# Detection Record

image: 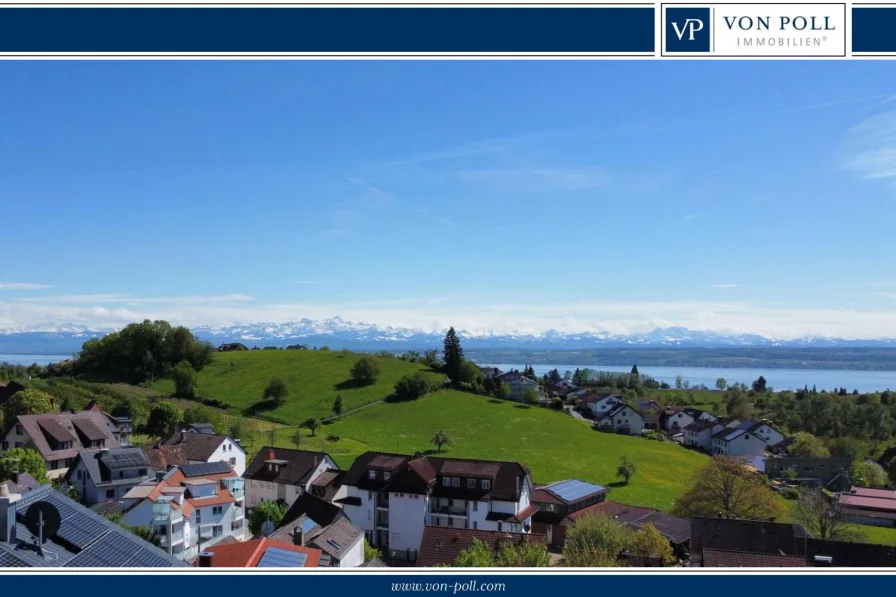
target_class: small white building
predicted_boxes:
[64,447,154,506]
[745,420,786,447]
[243,447,338,510]
[684,418,741,451]
[584,395,624,418]
[268,492,365,568]
[504,377,542,402]
[663,407,715,433]
[338,452,536,564]
[711,428,768,458]
[595,404,644,435]
[159,431,247,476]
[122,461,245,561]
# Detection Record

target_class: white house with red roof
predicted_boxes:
[121,461,246,560]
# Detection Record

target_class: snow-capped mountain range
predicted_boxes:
[1,317,896,354]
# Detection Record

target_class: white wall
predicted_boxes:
[467,500,490,531]
[337,537,365,568]
[753,424,785,446]
[121,498,155,528]
[246,479,280,509]
[208,438,246,476]
[611,407,643,435]
[727,433,768,457]
[342,486,375,534]
[665,412,694,431]
[388,493,427,554]
[588,397,622,417]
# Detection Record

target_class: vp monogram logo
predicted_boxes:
[671,18,704,41]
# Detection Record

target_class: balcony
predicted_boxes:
[375,512,389,530]
[430,504,467,518]
[376,493,390,510]
[159,529,185,546]
[152,503,183,525]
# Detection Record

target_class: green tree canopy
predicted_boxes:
[430,429,452,453]
[789,432,830,458]
[452,538,550,567]
[850,460,889,488]
[442,327,465,384]
[0,448,49,484]
[173,360,198,399]
[394,373,432,402]
[145,401,183,438]
[616,456,637,486]
[302,417,321,437]
[629,522,675,565]
[263,378,288,404]
[562,514,632,567]
[248,500,288,535]
[350,356,381,385]
[672,456,783,521]
[3,388,54,425]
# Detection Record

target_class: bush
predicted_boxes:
[351,356,381,385]
[263,378,288,404]
[550,397,564,410]
[780,487,800,500]
[394,373,431,402]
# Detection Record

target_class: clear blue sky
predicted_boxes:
[1,61,895,338]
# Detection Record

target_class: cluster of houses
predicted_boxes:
[2,397,895,568]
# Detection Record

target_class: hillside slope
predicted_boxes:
[271,390,708,512]
[152,349,444,424]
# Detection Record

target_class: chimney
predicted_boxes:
[0,484,20,543]
[292,526,305,546]
[268,448,276,461]
[198,551,214,567]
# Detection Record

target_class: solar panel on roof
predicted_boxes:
[181,461,231,477]
[257,546,308,568]
[0,551,32,567]
[302,518,318,534]
[548,480,605,502]
[103,451,147,470]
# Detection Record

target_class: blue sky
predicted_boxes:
[1,61,895,338]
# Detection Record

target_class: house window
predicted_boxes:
[368,470,376,480]
[196,510,202,523]
[106,489,115,499]
[230,458,236,466]
[138,469,147,476]
[119,472,125,479]
[482,480,491,490]
[368,491,373,500]
[467,479,476,489]
[212,525,222,537]
[442,477,451,487]
[473,502,478,512]
[452,478,460,488]
[473,521,478,530]
[213,506,223,515]
[497,522,503,531]
[1,441,7,450]
[384,472,391,481]
[15,425,23,436]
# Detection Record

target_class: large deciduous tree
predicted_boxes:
[672,456,783,521]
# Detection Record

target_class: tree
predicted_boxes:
[248,500,288,535]
[452,538,550,567]
[430,429,452,453]
[629,522,675,565]
[302,417,320,437]
[332,394,344,419]
[228,417,246,441]
[145,401,183,437]
[794,488,865,542]
[121,523,162,547]
[562,514,632,567]
[0,448,48,484]
[263,378,288,404]
[364,539,382,563]
[630,364,640,381]
[242,420,259,447]
[781,467,798,483]
[522,388,539,407]
[458,361,481,385]
[495,383,510,401]
[789,432,830,458]
[3,388,54,422]
[674,375,683,390]
[351,356,381,385]
[442,327,465,384]
[173,360,198,399]
[715,377,728,391]
[616,456,637,486]
[289,428,303,449]
[672,456,783,520]
[850,460,889,488]
[752,376,768,392]
[394,373,431,401]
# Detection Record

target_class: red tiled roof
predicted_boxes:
[565,500,654,524]
[702,549,807,568]
[509,504,539,524]
[848,487,896,500]
[416,527,546,567]
[196,538,321,567]
[840,494,896,513]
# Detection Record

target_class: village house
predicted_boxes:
[765,456,852,490]
[160,430,247,476]
[175,422,216,435]
[0,410,121,478]
[243,447,338,510]
[475,365,504,379]
[416,527,546,567]
[594,403,644,435]
[267,492,365,567]
[503,376,543,402]
[85,399,132,447]
[838,487,896,528]
[684,418,741,452]
[64,447,154,506]
[0,483,187,567]
[711,427,767,458]
[338,451,536,564]
[584,394,624,418]
[194,538,323,567]
[121,461,246,561]
[662,407,715,433]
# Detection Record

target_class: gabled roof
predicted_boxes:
[416,527,546,567]
[160,432,240,461]
[196,538,321,568]
[128,463,238,519]
[685,419,719,433]
[275,491,346,538]
[702,549,808,568]
[65,448,152,487]
[143,444,187,471]
[596,403,640,421]
[532,479,607,506]
[12,411,121,462]
[243,447,332,486]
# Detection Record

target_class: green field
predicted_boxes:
[152,349,445,424]
[260,390,708,512]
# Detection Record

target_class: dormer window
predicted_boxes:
[442,477,451,487]
[452,478,460,488]
[384,472,391,481]
[467,479,476,489]
[368,470,376,480]
[482,480,491,490]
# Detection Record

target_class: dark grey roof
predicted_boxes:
[685,419,718,433]
[160,432,237,461]
[244,447,331,486]
[89,501,125,516]
[66,448,152,488]
[186,423,215,435]
[308,517,363,560]
[180,461,233,477]
[1,487,187,567]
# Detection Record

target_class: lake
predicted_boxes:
[480,363,896,393]
[0,354,71,366]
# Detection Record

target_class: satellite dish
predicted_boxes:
[25,502,62,543]
[260,520,276,537]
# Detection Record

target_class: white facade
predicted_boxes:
[587,396,623,418]
[750,423,785,447]
[335,538,365,568]
[597,405,644,435]
[506,378,541,401]
[206,438,247,476]
[712,430,768,458]
[664,411,695,432]
[68,458,150,506]
[245,455,336,510]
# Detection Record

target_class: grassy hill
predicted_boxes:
[152,349,445,424]
[263,389,709,512]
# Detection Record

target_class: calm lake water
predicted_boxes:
[0,354,70,366]
[481,363,896,394]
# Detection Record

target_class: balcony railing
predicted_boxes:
[431,505,467,517]
[159,529,184,546]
